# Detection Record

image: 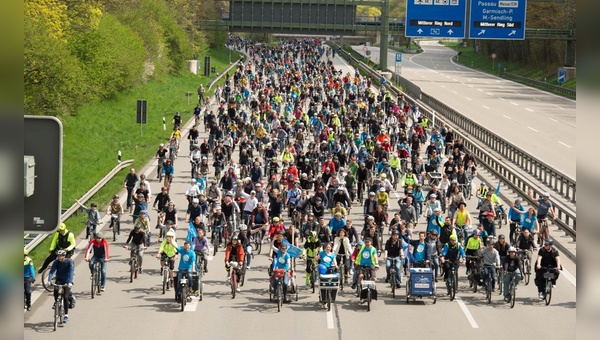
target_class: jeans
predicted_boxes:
[245,245,253,267]
[484,265,496,290]
[53,283,71,315]
[126,186,134,209]
[386,257,402,284]
[429,255,440,278]
[503,270,521,298]
[24,279,33,307]
[176,271,193,299]
[89,256,107,287]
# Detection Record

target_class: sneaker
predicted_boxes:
[351,284,357,290]
[101,287,105,292]
[63,315,69,323]
[552,285,556,289]
[236,287,241,292]
[26,305,31,311]
[504,297,509,302]
[204,268,208,274]
[538,292,544,299]
[396,284,401,289]
[246,266,251,269]
[52,302,56,310]
[284,297,292,303]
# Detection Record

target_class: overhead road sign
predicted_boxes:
[469,0,527,40]
[405,0,467,38]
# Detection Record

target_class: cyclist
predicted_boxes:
[465,230,484,273]
[475,182,487,209]
[209,205,227,248]
[332,229,352,282]
[250,203,269,241]
[329,212,346,237]
[24,248,35,311]
[453,202,472,242]
[508,199,527,242]
[304,231,321,285]
[516,229,537,268]
[352,237,379,290]
[503,246,523,302]
[521,207,540,242]
[134,210,152,246]
[482,238,502,292]
[529,189,557,223]
[125,226,147,273]
[225,235,245,291]
[425,230,443,281]
[123,168,139,212]
[316,242,338,308]
[156,231,178,287]
[107,195,123,234]
[185,198,202,224]
[535,238,561,299]
[38,223,76,273]
[268,217,285,240]
[426,207,444,235]
[238,225,252,269]
[271,242,293,303]
[47,250,74,324]
[494,234,510,268]
[75,200,100,239]
[192,228,210,273]
[84,232,110,292]
[175,241,197,303]
[383,230,403,288]
[440,234,466,282]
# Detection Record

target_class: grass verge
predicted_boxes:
[28,47,241,269]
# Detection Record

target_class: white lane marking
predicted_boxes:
[483,105,490,110]
[510,102,519,106]
[486,92,494,96]
[499,85,505,89]
[528,127,539,132]
[548,117,558,122]
[525,108,534,112]
[184,298,199,312]
[467,84,474,88]
[457,298,479,328]
[466,97,472,101]
[477,89,483,92]
[421,75,426,78]
[326,310,334,329]
[452,91,458,94]
[503,115,512,120]
[559,141,572,148]
[440,84,446,88]
[446,76,451,79]
[562,267,577,287]
[452,78,458,81]
[554,105,565,110]
[499,97,505,101]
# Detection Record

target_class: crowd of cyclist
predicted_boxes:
[26,37,564,318]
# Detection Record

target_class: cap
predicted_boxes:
[357,240,364,246]
[430,194,437,198]
[380,173,386,178]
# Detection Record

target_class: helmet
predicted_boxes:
[487,237,495,245]
[95,232,103,239]
[239,224,248,231]
[508,246,517,252]
[91,203,97,207]
[451,179,458,184]
[192,198,199,204]
[166,231,176,238]
[449,235,457,241]
[379,187,386,192]
[56,250,67,256]
[544,238,554,245]
[232,235,239,241]
[134,225,141,231]
[357,240,364,246]
[226,191,234,197]
[280,243,288,249]
[273,217,280,222]
[24,248,29,256]
[367,215,375,221]
[215,205,222,210]
[391,230,399,235]
[317,264,328,275]
[380,173,386,178]
[542,192,550,198]
[480,182,485,186]
[429,229,438,235]
[165,220,174,225]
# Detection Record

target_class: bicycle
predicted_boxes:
[110,214,120,241]
[250,225,263,255]
[510,222,522,245]
[338,254,348,291]
[271,268,286,312]
[538,218,550,247]
[160,255,174,295]
[52,284,68,331]
[542,266,558,306]
[484,264,496,304]
[518,250,532,285]
[389,257,399,298]
[446,260,459,301]
[356,266,376,312]
[125,245,142,283]
[497,258,506,296]
[505,271,518,308]
[229,261,242,299]
[194,252,205,300]
[310,257,318,294]
[41,267,54,292]
[211,224,223,255]
[178,270,192,312]
[466,255,482,293]
[90,260,102,299]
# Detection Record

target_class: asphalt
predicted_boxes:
[24,49,576,339]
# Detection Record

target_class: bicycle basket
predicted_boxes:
[543,272,556,280]
[273,268,286,278]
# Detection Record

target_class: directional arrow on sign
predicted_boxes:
[417,28,423,34]
[508,30,516,36]
[448,29,454,35]
[477,29,486,36]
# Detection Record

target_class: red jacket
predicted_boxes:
[85,238,110,260]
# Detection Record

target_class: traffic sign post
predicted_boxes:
[136,100,148,137]
[395,52,402,76]
[24,116,63,233]
[491,53,497,71]
[558,68,566,84]
[405,0,468,38]
[468,0,527,40]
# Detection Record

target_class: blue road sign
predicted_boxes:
[558,69,565,84]
[469,0,527,40]
[405,0,467,38]
[396,52,403,63]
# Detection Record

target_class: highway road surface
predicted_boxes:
[24,51,576,340]
[352,41,576,179]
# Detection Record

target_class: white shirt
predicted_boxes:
[186,184,201,197]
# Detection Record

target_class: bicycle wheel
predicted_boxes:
[366,290,371,312]
[311,269,316,294]
[498,269,503,295]
[327,290,331,311]
[91,270,96,299]
[277,283,282,312]
[405,279,410,303]
[471,275,478,293]
[453,270,458,300]
[113,224,117,242]
[53,298,60,331]
[339,264,345,291]
[213,237,219,255]
[524,260,531,285]
[181,285,186,312]
[129,258,135,283]
[486,277,492,304]
[510,281,516,308]
[42,269,53,292]
[449,275,455,301]
[391,274,396,298]
[162,268,168,294]
[545,282,552,306]
[231,272,236,299]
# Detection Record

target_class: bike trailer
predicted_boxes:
[319,273,340,289]
[409,268,434,295]
[360,280,378,300]
[192,274,200,291]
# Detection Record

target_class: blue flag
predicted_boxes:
[186,221,198,250]
[495,181,501,196]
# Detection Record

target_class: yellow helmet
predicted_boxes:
[58,223,67,231]
[24,248,29,256]
[380,173,387,179]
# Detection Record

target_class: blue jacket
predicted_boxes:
[48,258,74,284]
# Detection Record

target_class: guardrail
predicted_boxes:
[24,160,134,251]
[419,92,576,204]
[499,71,576,99]
[331,42,576,245]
